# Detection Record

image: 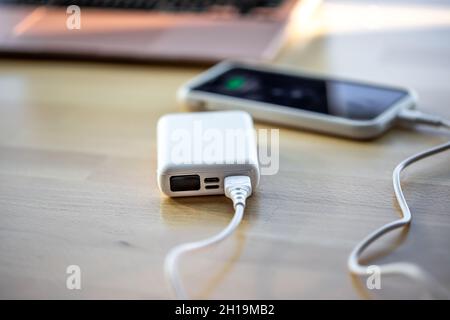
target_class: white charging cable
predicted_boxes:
[348,109,450,298]
[397,109,450,129]
[164,176,252,299]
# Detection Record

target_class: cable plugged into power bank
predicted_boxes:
[224,176,252,209]
[164,175,252,299]
[157,110,260,299]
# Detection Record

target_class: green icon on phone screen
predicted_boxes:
[225,76,246,90]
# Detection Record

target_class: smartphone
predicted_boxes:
[178,61,416,139]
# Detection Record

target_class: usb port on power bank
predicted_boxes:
[204,177,220,183]
[170,175,200,192]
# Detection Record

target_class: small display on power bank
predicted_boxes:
[192,67,409,120]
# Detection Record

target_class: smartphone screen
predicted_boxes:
[191,66,409,121]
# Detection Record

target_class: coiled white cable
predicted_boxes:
[348,110,450,299]
[164,176,252,299]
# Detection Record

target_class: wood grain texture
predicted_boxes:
[0,0,449,299]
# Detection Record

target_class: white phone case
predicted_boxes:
[178,61,417,139]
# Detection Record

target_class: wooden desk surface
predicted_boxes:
[0,1,449,299]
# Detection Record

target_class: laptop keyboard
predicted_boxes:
[0,0,286,14]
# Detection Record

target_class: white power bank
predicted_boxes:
[157,111,260,197]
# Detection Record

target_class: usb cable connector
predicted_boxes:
[398,109,450,129]
[224,176,252,209]
[164,175,252,299]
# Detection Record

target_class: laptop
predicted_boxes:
[0,0,316,63]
